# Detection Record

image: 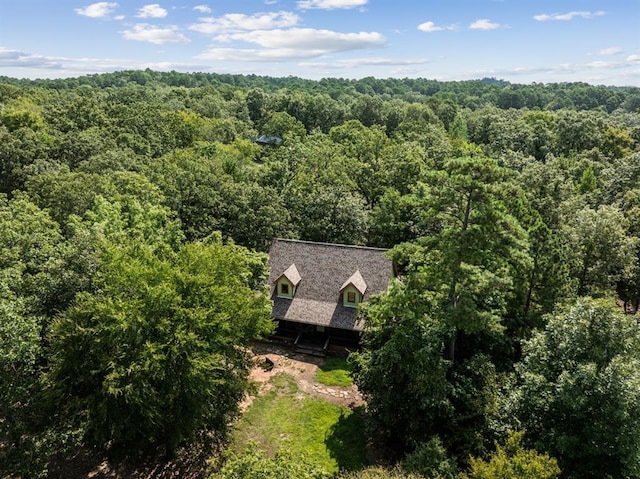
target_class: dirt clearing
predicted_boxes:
[243,341,363,410]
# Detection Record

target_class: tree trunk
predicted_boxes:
[446,191,472,365]
[447,333,457,365]
[523,252,539,325]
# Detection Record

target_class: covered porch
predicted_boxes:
[273,319,361,356]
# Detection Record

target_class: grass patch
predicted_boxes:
[315,356,353,387]
[230,372,367,474]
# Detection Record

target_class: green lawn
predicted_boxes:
[230,372,367,474]
[315,356,353,387]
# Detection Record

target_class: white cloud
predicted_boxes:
[586,61,612,69]
[196,47,327,61]
[493,57,637,79]
[123,24,189,44]
[2,45,638,86]
[469,19,501,30]
[301,57,428,69]
[216,28,384,51]
[190,11,300,34]
[0,47,64,69]
[456,60,639,85]
[594,47,622,56]
[136,4,168,18]
[390,67,423,76]
[418,21,442,33]
[0,47,122,72]
[341,57,427,67]
[193,5,212,14]
[533,11,605,21]
[75,2,118,18]
[197,28,385,62]
[417,21,458,33]
[0,47,213,75]
[297,0,367,10]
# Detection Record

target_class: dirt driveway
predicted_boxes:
[244,341,363,409]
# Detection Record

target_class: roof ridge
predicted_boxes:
[277,263,302,285]
[340,270,367,294]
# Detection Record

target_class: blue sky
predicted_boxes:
[1,0,638,85]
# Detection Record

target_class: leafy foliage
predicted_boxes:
[510,298,640,478]
[0,194,68,475]
[0,70,639,477]
[45,236,273,454]
[401,436,459,478]
[461,432,560,479]
[402,157,531,346]
[350,281,452,454]
[216,444,331,479]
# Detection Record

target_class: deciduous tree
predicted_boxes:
[45,235,273,455]
[510,298,640,479]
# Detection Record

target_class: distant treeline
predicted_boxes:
[2,69,639,112]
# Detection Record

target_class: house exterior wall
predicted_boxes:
[342,284,361,308]
[276,277,294,299]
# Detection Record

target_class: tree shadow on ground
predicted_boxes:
[46,431,221,479]
[325,406,368,471]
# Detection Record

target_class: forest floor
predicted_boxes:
[46,341,364,479]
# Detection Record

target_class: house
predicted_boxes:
[253,134,283,146]
[267,239,392,351]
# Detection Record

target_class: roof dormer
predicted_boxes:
[274,263,301,299]
[339,270,367,308]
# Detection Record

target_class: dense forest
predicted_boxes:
[1,70,640,479]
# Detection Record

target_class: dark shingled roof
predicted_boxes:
[268,239,392,331]
[254,135,283,146]
[340,270,367,295]
[277,263,302,286]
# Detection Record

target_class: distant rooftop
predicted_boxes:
[253,135,282,146]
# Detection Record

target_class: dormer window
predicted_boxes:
[274,263,301,299]
[340,270,367,308]
[342,286,361,307]
[277,278,293,298]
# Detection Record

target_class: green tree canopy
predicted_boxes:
[392,156,531,362]
[562,204,636,296]
[45,235,273,455]
[510,298,640,479]
[0,193,66,474]
[352,278,503,464]
[462,432,560,479]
